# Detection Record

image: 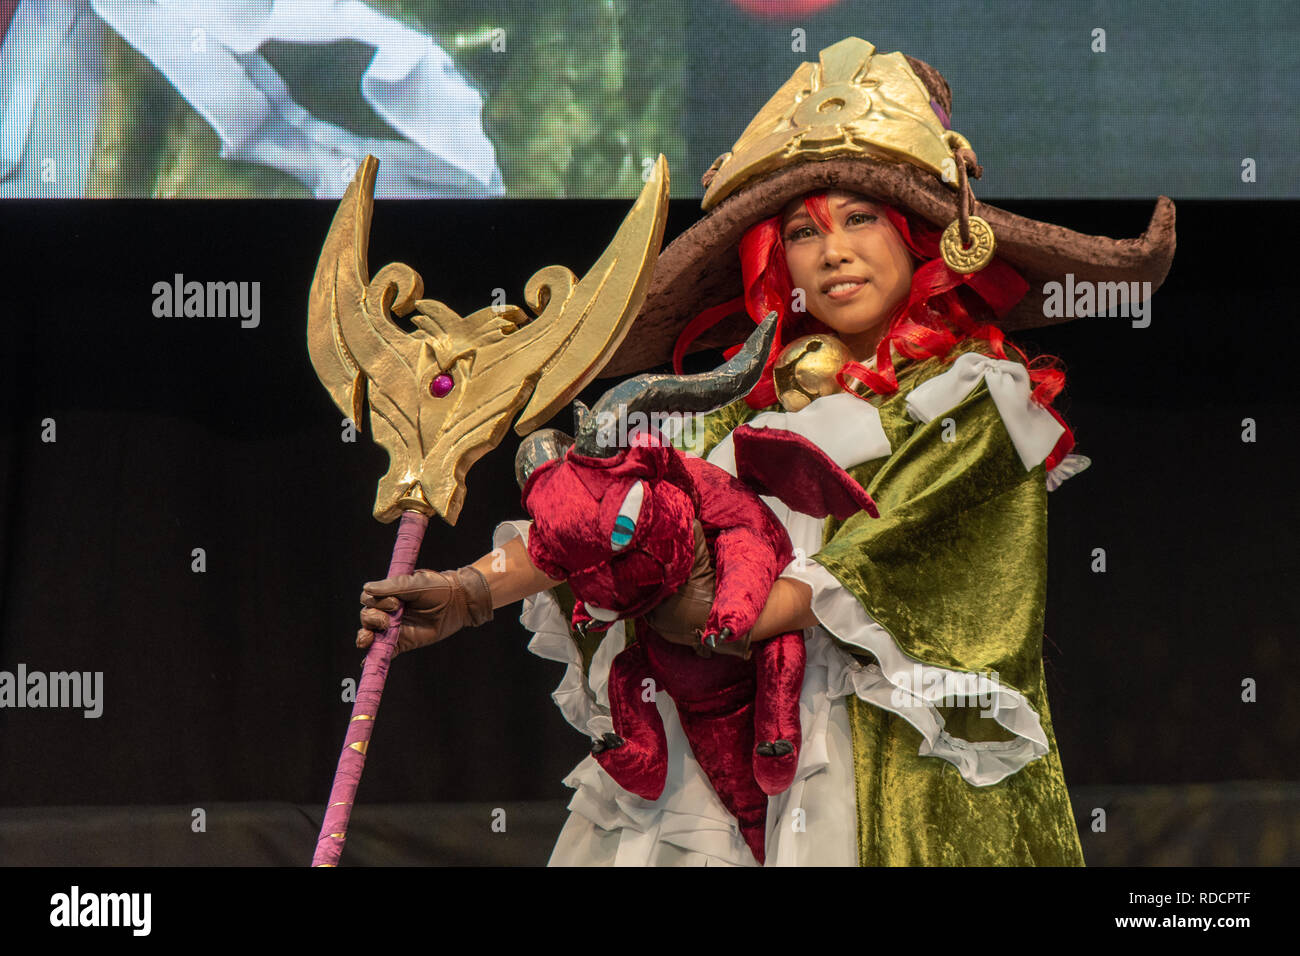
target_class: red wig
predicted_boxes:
[671,192,1074,466]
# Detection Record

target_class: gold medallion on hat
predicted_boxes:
[773,334,853,412]
[940,216,996,274]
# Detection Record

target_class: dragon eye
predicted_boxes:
[611,481,644,551]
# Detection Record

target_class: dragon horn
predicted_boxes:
[573,401,592,436]
[515,428,575,489]
[573,311,778,456]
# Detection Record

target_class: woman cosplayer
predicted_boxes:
[355,37,1175,866]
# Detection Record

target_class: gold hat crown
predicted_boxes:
[701,37,972,211]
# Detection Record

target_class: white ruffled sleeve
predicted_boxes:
[493,521,617,740]
[779,563,1050,786]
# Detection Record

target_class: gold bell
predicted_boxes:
[773,334,853,412]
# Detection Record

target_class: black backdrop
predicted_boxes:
[0,196,1295,813]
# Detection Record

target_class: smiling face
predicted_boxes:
[780,191,915,360]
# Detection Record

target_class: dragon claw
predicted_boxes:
[756,739,795,757]
[702,626,733,649]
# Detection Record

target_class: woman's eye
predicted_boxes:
[847,211,878,226]
[611,481,644,551]
[785,225,815,241]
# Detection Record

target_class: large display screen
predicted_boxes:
[3,0,1295,198]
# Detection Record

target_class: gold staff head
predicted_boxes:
[308,155,669,524]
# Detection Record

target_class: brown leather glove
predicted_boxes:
[645,521,751,660]
[357,566,493,656]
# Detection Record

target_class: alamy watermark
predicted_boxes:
[0,664,102,718]
[594,405,708,449]
[152,273,261,328]
[1042,273,1152,328]
[889,664,1000,718]
[50,886,150,936]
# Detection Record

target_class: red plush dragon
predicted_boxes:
[515,316,876,862]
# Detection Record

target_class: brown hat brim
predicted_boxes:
[603,157,1175,378]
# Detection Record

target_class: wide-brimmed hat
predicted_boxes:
[602,37,1175,378]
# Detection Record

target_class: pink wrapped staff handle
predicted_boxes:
[312,509,429,866]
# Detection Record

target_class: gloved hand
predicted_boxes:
[357,566,493,656]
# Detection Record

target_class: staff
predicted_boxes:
[305,154,669,866]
